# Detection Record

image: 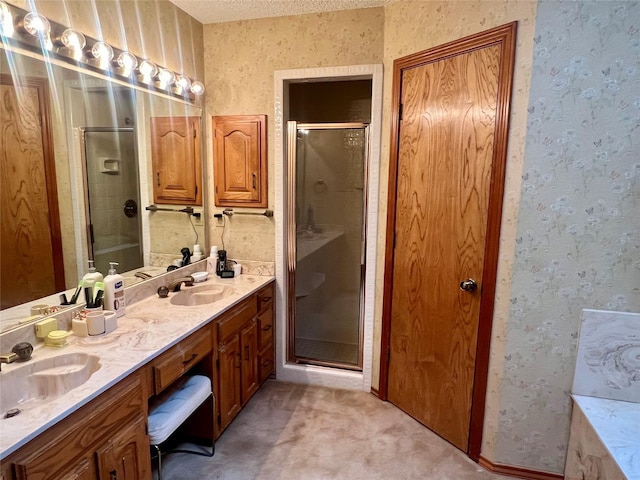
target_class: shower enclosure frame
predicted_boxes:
[287,122,370,371]
[274,64,383,392]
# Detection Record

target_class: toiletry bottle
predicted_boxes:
[207,246,218,274]
[82,260,103,290]
[82,260,103,304]
[104,262,126,318]
[192,244,203,262]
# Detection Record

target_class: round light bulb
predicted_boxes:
[138,59,158,78]
[91,41,114,62]
[23,12,50,36]
[190,81,205,96]
[60,28,86,51]
[116,51,138,71]
[156,68,176,88]
[175,74,191,91]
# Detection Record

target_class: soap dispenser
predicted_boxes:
[82,260,103,290]
[104,262,125,318]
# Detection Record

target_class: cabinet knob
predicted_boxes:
[110,470,117,480]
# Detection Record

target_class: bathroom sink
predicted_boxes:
[0,353,101,417]
[170,284,235,306]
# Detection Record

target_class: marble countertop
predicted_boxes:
[0,273,273,460]
[572,395,640,479]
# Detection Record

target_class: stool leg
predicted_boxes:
[153,444,162,480]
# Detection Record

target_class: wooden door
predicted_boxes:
[218,333,242,431]
[150,116,202,205]
[240,318,259,404]
[381,24,516,457]
[0,75,65,310]
[212,115,267,207]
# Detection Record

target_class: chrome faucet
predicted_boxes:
[167,276,195,292]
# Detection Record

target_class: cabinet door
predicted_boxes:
[218,334,242,431]
[95,416,150,480]
[212,115,267,207]
[240,319,259,405]
[150,116,202,205]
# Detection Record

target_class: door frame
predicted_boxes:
[379,23,517,460]
[274,64,383,391]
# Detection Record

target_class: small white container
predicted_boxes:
[191,271,209,283]
[72,318,89,337]
[233,264,242,276]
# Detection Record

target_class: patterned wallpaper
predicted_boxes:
[495,0,640,472]
[202,8,384,261]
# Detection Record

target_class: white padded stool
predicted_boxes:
[148,375,214,480]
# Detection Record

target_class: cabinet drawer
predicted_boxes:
[153,329,212,394]
[259,348,274,383]
[217,296,257,342]
[257,283,274,312]
[257,307,273,350]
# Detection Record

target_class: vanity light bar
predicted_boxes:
[1,2,204,100]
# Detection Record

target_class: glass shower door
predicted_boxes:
[287,122,368,370]
[82,128,143,274]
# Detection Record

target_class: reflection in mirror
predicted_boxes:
[0,46,205,332]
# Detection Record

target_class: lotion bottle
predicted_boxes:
[207,246,218,274]
[104,262,126,318]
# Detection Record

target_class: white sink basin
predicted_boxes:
[170,284,235,306]
[0,353,101,417]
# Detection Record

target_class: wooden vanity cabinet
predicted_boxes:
[2,372,151,480]
[214,281,275,435]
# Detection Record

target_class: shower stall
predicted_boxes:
[80,127,143,274]
[287,122,369,370]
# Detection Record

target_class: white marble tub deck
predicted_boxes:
[0,274,273,459]
[572,395,640,480]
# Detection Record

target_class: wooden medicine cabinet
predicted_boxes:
[151,116,202,206]
[212,114,267,208]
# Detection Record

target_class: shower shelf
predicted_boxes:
[295,272,325,299]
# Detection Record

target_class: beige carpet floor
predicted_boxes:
[160,380,511,480]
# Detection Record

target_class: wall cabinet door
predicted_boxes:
[240,319,259,405]
[95,416,150,480]
[212,115,267,207]
[218,333,242,431]
[150,116,202,205]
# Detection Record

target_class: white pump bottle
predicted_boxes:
[104,262,126,318]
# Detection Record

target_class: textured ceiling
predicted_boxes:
[168,0,390,24]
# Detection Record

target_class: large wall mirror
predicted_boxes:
[0,45,205,332]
